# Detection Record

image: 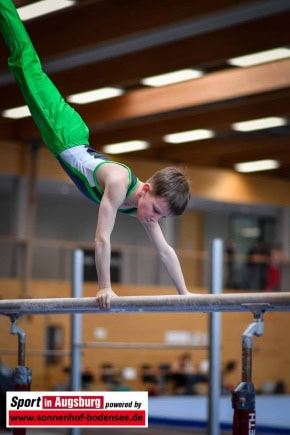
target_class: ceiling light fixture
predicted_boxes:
[232,116,287,132]
[2,105,31,119]
[67,87,124,104]
[234,159,280,173]
[141,69,203,87]
[103,140,149,154]
[163,129,214,144]
[228,47,290,67]
[18,0,76,21]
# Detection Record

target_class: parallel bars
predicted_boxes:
[0,293,290,317]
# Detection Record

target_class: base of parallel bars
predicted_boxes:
[13,366,32,435]
[14,365,32,389]
[233,409,256,435]
[232,382,256,435]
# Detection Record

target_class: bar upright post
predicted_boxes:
[208,239,223,435]
[10,318,32,435]
[232,313,264,434]
[70,249,84,435]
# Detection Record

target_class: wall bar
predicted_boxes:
[81,342,207,349]
[1,293,290,317]
[0,343,207,354]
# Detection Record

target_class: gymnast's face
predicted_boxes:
[137,184,171,223]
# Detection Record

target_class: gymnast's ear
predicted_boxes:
[141,183,151,196]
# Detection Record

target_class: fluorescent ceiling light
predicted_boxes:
[164,129,214,144]
[2,105,31,119]
[103,140,149,154]
[67,87,124,104]
[18,0,76,21]
[228,47,290,67]
[234,159,280,173]
[232,116,287,132]
[141,69,203,87]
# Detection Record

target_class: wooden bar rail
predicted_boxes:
[1,293,290,316]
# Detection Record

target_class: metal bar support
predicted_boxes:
[70,249,84,435]
[232,313,264,435]
[208,239,222,435]
[10,318,32,435]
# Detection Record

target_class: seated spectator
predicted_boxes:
[246,239,269,290]
[113,372,133,392]
[99,363,118,390]
[170,353,200,395]
[139,364,160,396]
[265,244,288,292]
[81,367,95,390]
[221,360,237,394]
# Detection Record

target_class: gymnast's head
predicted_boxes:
[137,167,191,222]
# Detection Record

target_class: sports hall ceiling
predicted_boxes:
[0,0,290,180]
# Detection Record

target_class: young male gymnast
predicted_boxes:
[0,0,192,309]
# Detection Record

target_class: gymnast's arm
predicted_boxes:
[142,220,191,295]
[95,180,127,309]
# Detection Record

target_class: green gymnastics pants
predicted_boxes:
[0,0,89,156]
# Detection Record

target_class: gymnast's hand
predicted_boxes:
[96,288,118,310]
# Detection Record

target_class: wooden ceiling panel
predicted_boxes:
[0,0,263,65]
[0,0,289,180]
[2,62,289,141]
[1,12,289,98]
[87,90,290,144]
[117,136,290,162]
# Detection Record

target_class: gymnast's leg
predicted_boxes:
[0,0,89,156]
